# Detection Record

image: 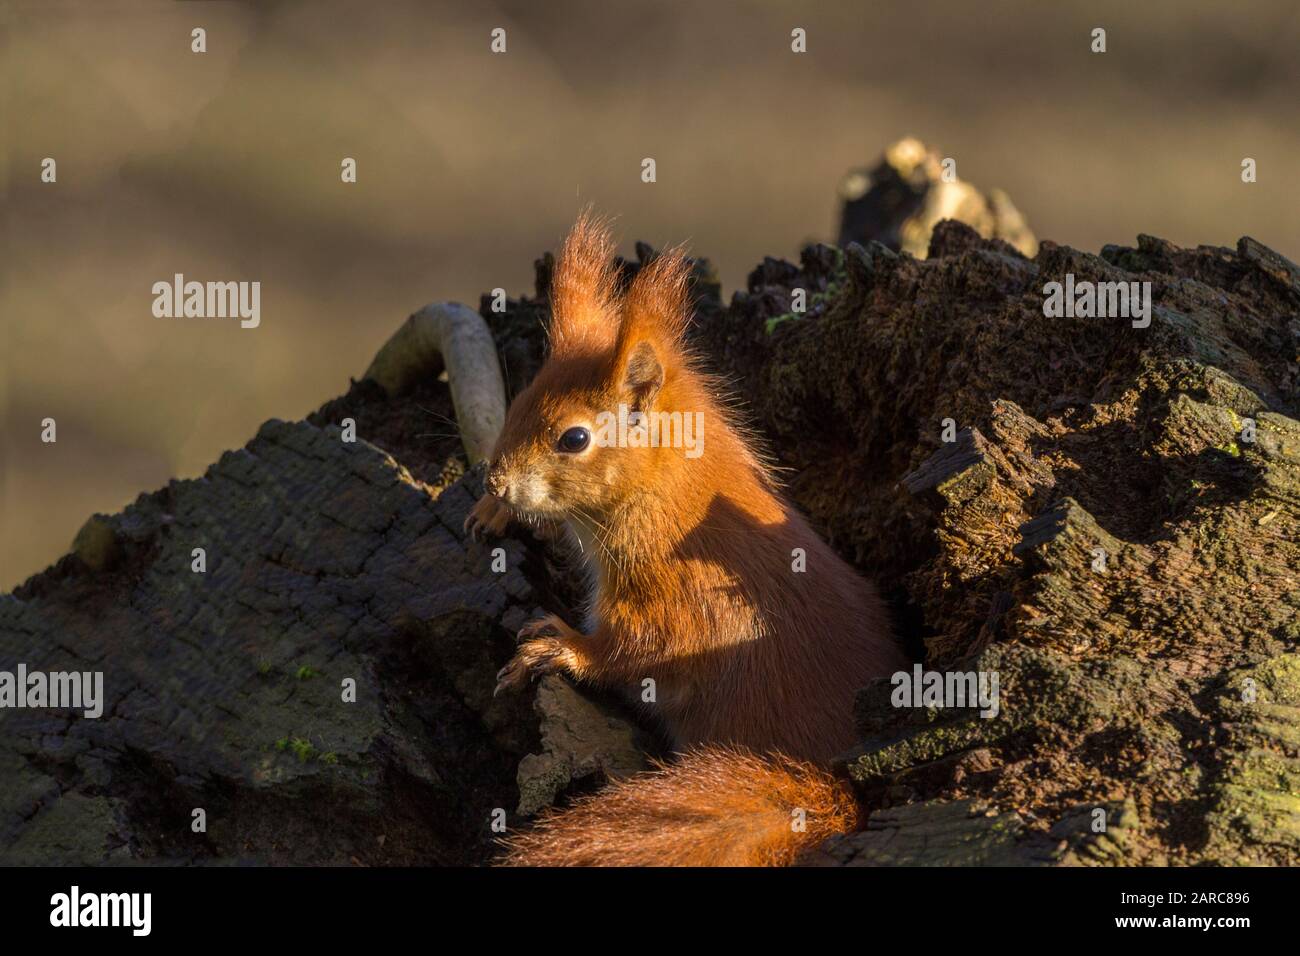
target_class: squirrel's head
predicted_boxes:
[484,213,698,520]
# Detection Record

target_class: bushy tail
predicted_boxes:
[497,746,859,866]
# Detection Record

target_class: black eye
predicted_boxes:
[558,426,590,453]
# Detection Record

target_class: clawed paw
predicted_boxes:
[494,636,569,696]
[515,615,568,643]
[464,493,512,542]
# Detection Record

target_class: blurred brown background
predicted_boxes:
[2,0,1298,590]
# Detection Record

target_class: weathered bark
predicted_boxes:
[692,222,1299,865]
[2,213,1296,866]
[0,362,645,866]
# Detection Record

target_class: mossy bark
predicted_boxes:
[693,222,1299,865]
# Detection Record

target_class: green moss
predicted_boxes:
[763,281,844,335]
[849,648,1162,787]
[848,718,990,780]
[274,736,338,765]
[275,736,318,762]
[295,665,320,680]
[1204,655,1300,864]
[765,313,796,334]
[287,737,317,763]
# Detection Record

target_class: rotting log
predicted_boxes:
[2,219,1297,865]
[691,222,1299,865]
[0,360,643,866]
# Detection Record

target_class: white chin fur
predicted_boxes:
[510,475,552,514]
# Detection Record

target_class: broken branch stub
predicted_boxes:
[362,302,507,464]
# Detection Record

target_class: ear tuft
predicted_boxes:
[549,210,620,356]
[620,246,692,349]
[612,245,693,410]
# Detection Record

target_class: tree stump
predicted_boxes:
[3,221,1296,866]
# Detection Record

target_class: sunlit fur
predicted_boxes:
[486,213,907,865]
[500,746,860,867]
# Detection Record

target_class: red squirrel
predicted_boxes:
[464,214,907,865]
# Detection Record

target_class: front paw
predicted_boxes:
[464,493,512,542]
[494,637,570,696]
[514,614,574,643]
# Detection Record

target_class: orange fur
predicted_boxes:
[469,215,908,865]
[547,209,622,358]
[499,747,859,867]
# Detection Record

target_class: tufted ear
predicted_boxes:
[613,247,691,411]
[548,211,621,357]
[621,340,664,412]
